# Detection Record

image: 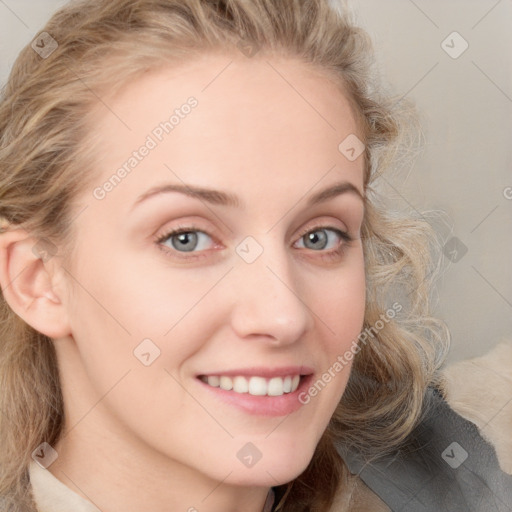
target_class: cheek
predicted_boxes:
[62,244,234,422]
[305,252,366,407]
[62,247,215,431]
[318,251,366,346]
[67,244,218,344]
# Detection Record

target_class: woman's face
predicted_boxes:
[55,53,366,488]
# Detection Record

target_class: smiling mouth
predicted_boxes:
[198,374,303,397]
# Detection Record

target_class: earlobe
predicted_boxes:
[0,229,71,339]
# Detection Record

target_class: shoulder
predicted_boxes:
[331,341,512,511]
[441,339,512,474]
[330,471,391,511]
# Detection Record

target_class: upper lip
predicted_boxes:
[197,366,313,378]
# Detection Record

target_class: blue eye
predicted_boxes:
[295,227,351,251]
[155,224,353,262]
[157,229,214,253]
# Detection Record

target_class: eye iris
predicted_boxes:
[172,232,198,252]
[304,230,328,250]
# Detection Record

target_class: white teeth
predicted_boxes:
[219,376,233,391]
[201,375,302,396]
[248,376,267,396]
[233,376,249,393]
[267,377,284,396]
[207,376,220,387]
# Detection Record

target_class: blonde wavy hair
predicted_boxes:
[0,0,449,510]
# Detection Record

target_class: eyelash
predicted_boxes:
[154,224,354,262]
[294,224,353,262]
[155,224,218,262]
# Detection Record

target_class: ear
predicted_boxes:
[0,229,71,339]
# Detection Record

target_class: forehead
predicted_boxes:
[83,52,364,212]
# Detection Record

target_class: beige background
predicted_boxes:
[1,0,511,362]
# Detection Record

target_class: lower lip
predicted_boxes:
[196,375,313,417]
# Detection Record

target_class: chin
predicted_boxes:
[220,441,317,487]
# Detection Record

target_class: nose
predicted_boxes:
[229,245,314,346]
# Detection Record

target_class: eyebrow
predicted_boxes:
[307,181,364,206]
[130,180,364,211]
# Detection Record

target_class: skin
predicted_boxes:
[0,53,366,511]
